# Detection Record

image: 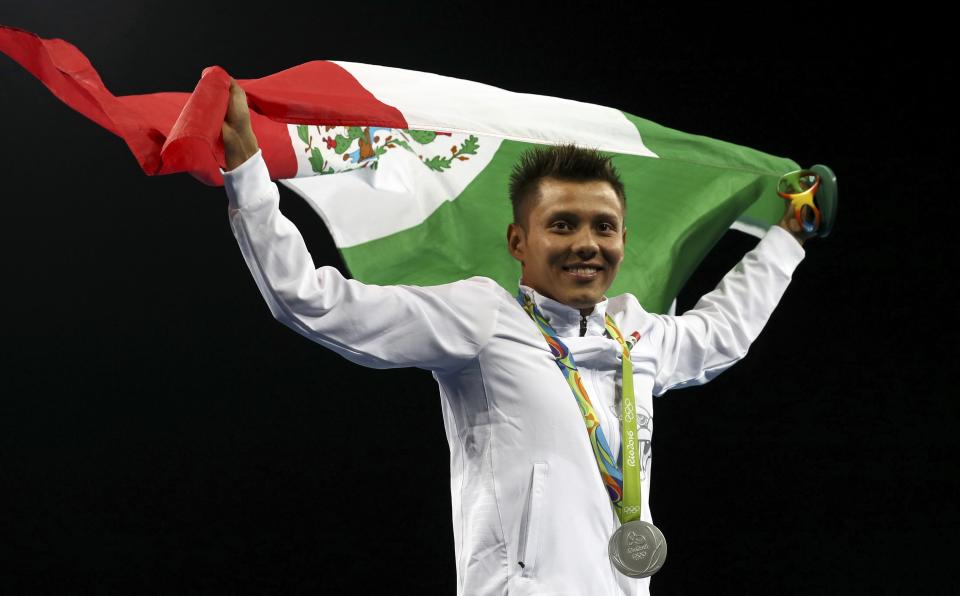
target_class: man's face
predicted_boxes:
[507,177,626,313]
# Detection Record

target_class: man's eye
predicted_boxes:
[598,222,616,232]
[552,221,572,230]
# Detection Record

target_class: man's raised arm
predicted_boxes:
[220,79,501,373]
[648,205,808,396]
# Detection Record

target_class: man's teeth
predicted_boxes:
[566,266,599,274]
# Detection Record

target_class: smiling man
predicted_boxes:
[506,148,630,321]
[220,79,808,595]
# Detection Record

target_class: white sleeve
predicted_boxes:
[221,149,502,374]
[649,225,806,396]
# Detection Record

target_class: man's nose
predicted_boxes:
[572,227,600,256]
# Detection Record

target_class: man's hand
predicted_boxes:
[777,201,815,247]
[222,78,260,171]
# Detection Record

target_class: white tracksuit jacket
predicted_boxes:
[222,149,806,595]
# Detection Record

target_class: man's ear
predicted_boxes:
[507,222,525,263]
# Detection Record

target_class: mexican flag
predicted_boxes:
[1,25,797,315]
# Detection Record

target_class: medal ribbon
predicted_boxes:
[516,289,643,524]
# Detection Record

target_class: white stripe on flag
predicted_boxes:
[333,61,658,158]
[281,129,504,247]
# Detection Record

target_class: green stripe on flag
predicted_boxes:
[340,139,526,290]
[621,111,798,233]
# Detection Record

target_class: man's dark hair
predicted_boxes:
[508,143,626,226]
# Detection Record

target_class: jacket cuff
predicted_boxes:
[220,149,271,210]
[758,224,806,272]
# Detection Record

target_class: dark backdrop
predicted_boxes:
[1,2,954,594]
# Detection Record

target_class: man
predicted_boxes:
[220,78,808,595]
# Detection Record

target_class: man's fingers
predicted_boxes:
[224,79,252,130]
[788,213,801,233]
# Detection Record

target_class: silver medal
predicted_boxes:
[608,519,667,578]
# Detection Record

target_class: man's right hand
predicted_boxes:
[222,78,260,171]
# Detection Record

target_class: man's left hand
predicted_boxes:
[777,201,815,247]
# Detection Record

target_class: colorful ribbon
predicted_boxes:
[517,289,644,523]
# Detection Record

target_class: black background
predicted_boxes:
[0,2,955,594]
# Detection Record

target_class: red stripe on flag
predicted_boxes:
[0,25,408,186]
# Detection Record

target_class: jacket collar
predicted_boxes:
[519,282,609,338]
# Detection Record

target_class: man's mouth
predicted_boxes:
[562,264,603,280]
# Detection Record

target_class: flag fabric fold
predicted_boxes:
[1,24,798,313]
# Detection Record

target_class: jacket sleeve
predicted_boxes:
[649,224,806,396]
[222,149,502,374]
